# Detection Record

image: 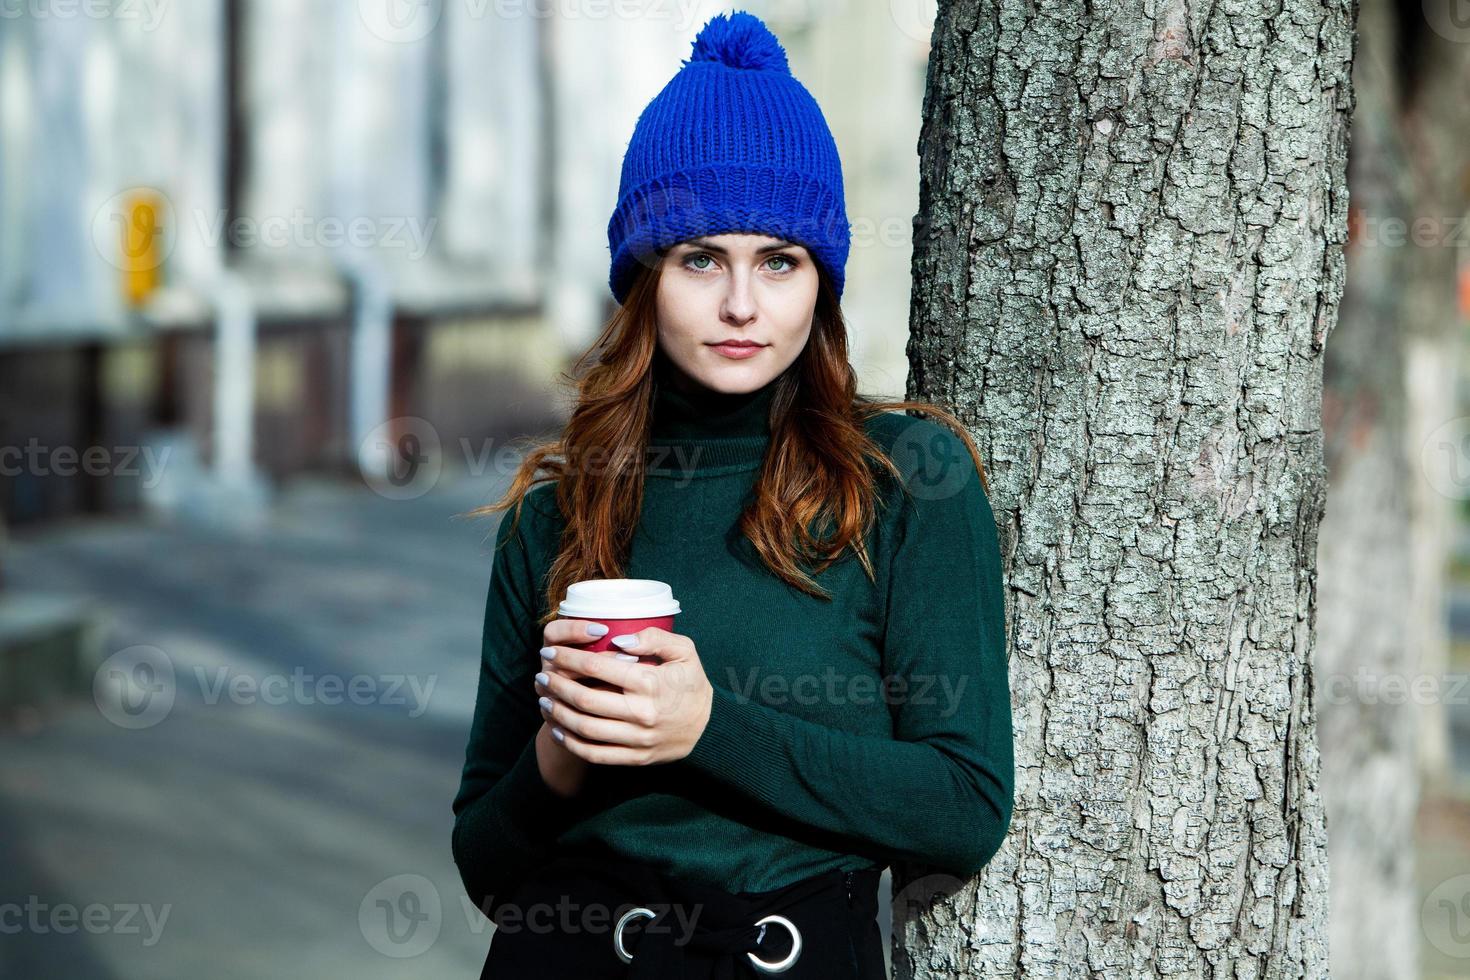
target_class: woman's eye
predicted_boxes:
[682,252,798,273]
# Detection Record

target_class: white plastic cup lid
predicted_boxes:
[557,578,681,619]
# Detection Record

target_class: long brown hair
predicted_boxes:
[462,256,990,627]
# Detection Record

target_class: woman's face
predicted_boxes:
[655,232,818,396]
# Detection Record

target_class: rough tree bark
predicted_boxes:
[897,0,1355,975]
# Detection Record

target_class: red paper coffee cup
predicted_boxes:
[557,579,680,670]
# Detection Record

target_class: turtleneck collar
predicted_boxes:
[647,355,783,476]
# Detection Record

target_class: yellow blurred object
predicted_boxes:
[1459,259,1470,321]
[120,188,165,308]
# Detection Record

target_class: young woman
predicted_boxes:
[452,11,1013,978]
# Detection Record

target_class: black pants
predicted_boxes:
[478,852,886,979]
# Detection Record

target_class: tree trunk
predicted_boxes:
[899,0,1354,974]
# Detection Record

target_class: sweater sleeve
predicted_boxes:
[450,492,604,918]
[677,421,1014,875]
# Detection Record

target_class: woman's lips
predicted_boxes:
[709,343,766,359]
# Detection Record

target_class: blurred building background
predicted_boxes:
[0,0,928,527]
[0,2,933,977]
[3,2,1470,979]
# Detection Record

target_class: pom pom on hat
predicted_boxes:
[686,10,790,73]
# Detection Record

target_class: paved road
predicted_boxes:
[0,469,508,978]
[0,465,895,978]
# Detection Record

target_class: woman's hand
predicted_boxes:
[535,627,714,766]
[532,618,611,797]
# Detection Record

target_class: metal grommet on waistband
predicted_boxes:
[613,906,657,964]
[746,913,801,973]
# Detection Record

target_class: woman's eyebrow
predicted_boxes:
[682,238,800,255]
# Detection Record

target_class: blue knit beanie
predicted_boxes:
[606,10,850,306]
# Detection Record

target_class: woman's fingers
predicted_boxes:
[606,626,684,663]
[537,618,637,690]
[534,622,661,748]
[542,618,610,648]
[540,690,653,748]
[536,665,644,723]
[543,644,651,690]
[550,721,653,765]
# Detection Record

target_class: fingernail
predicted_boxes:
[614,653,637,662]
[610,634,639,649]
[552,727,565,742]
[535,672,549,686]
[586,622,609,637]
[539,647,556,660]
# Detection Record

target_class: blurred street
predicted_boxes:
[0,467,522,978]
[0,462,898,978]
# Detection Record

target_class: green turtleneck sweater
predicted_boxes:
[451,364,1013,912]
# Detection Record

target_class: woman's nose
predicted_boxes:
[721,268,757,321]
